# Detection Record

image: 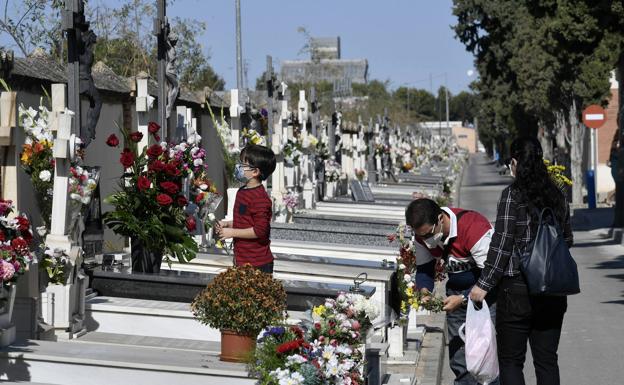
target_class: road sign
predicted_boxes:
[582,105,607,129]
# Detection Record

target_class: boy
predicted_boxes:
[215,144,277,273]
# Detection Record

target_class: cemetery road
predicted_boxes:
[441,153,624,385]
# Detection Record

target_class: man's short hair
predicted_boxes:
[240,144,276,181]
[405,198,442,229]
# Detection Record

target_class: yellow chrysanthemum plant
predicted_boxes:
[544,159,573,190]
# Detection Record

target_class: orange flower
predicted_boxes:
[33,142,44,153]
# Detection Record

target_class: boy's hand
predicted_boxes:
[216,227,235,240]
[218,220,232,229]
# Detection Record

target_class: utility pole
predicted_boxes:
[265,55,275,146]
[235,0,243,90]
[445,73,450,137]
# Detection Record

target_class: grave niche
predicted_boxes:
[350,180,375,202]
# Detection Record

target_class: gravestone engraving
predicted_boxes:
[350,180,375,203]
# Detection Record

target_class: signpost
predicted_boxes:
[582,105,607,209]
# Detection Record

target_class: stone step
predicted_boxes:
[76,331,220,353]
[0,339,254,385]
[309,208,405,220]
[270,239,397,263]
[85,295,309,342]
[272,222,391,247]
[316,201,406,213]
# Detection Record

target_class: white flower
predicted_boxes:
[39,170,52,182]
[286,354,307,366]
[69,193,81,201]
[36,226,48,237]
[193,158,203,167]
[399,263,406,270]
[208,213,216,221]
[199,183,208,191]
[403,274,411,282]
[407,281,415,288]
[80,196,91,205]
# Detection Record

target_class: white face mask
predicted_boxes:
[423,218,445,249]
[509,159,517,178]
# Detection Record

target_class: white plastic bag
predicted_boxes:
[459,298,499,384]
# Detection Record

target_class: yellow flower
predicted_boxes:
[406,286,414,298]
[313,305,326,317]
[400,301,407,313]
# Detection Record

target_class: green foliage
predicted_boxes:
[191,265,287,335]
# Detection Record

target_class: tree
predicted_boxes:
[0,0,63,59]
[450,91,479,123]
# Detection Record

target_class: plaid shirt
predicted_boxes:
[477,186,573,291]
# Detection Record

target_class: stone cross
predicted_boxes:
[0,88,17,202]
[367,118,376,184]
[44,83,86,339]
[135,72,153,154]
[229,89,242,149]
[62,0,83,141]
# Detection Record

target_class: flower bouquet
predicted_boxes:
[324,160,342,183]
[40,247,70,285]
[103,123,206,272]
[0,199,33,290]
[251,292,379,385]
[192,264,287,362]
[354,168,366,181]
[282,140,303,166]
[242,127,266,146]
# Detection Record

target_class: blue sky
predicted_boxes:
[3,0,476,94]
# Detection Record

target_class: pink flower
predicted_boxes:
[351,320,361,331]
[0,259,15,281]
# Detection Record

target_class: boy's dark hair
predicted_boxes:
[240,144,276,181]
[405,198,442,229]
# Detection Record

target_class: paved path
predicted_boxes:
[442,153,624,385]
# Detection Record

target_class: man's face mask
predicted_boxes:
[422,216,444,249]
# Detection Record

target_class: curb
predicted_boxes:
[414,312,446,385]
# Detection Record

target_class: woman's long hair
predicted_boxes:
[510,137,566,223]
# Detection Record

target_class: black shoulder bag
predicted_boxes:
[516,207,580,296]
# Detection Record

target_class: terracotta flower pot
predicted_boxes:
[220,329,256,362]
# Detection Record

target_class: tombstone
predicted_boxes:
[350,180,375,203]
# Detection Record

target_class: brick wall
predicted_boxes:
[600,87,618,164]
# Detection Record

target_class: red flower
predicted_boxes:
[146,144,164,158]
[130,131,143,143]
[177,196,188,206]
[106,134,120,147]
[137,176,151,191]
[120,148,135,168]
[185,216,196,232]
[16,216,30,232]
[159,181,179,195]
[387,233,396,243]
[156,193,173,206]
[275,340,303,354]
[0,231,5,242]
[148,122,160,134]
[22,230,33,242]
[148,159,165,173]
[154,135,161,142]
[195,192,205,204]
[165,162,181,176]
[11,237,29,254]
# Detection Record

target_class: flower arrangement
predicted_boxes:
[282,140,303,166]
[191,264,287,336]
[387,224,445,318]
[298,133,319,153]
[401,161,414,172]
[207,104,238,187]
[251,292,378,385]
[374,144,389,157]
[354,168,366,181]
[242,127,266,146]
[324,160,342,183]
[544,159,572,189]
[316,140,330,161]
[103,122,208,265]
[0,199,33,290]
[18,104,55,229]
[40,247,69,285]
[282,190,299,212]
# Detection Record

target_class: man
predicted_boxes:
[406,198,498,385]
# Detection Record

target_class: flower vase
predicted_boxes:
[326,181,336,198]
[387,323,408,358]
[286,208,294,223]
[274,208,287,223]
[131,237,164,274]
[0,285,16,347]
[220,329,256,362]
[225,187,239,221]
[285,165,295,188]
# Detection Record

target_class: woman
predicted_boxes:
[470,137,573,385]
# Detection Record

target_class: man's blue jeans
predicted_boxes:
[446,287,499,385]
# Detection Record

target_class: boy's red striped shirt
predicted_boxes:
[233,185,274,267]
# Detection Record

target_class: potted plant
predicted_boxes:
[103,122,205,273]
[191,264,287,362]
